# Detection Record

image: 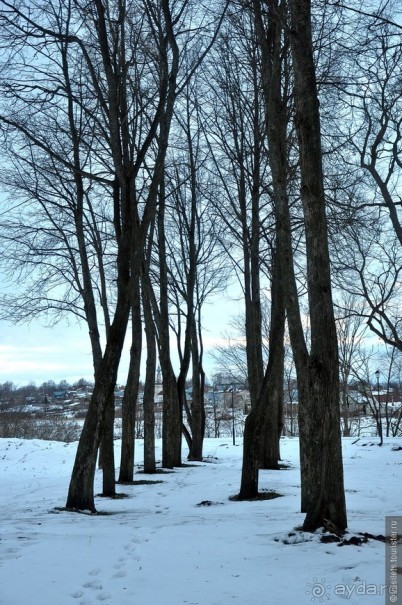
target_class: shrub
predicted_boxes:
[0,411,81,442]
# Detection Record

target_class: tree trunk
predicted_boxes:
[245,34,265,412]
[100,394,116,496]
[289,0,347,531]
[66,292,130,511]
[238,248,285,498]
[118,275,142,483]
[255,0,308,499]
[187,316,205,461]
[260,249,285,469]
[161,365,182,468]
[252,0,347,531]
[158,178,182,468]
[64,0,180,511]
[238,408,260,498]
[142,272,156,474]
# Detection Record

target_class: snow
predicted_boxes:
[0,436,401,605]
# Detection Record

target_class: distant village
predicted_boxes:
[1,371,402,440]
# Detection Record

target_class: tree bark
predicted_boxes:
[158,178,182,468]
[99,395,116,496]
[118,275,142,483]
[260,250,285,469]
[187,315,206,461]
[142,271,157,474]
[234,11,282,470]
[245,33,265,413]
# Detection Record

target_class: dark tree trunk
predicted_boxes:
[100,394,116,496]
[118,275,142,483]
[238,249,285,498]
[239,408,260,499]
[243,193,264,412]
[187,316,205,461]
[231,2,286,481]
[243,12,283,470]
[255,0,308,497]
[245,39,265,412]
[142,272,157,474]
[66,52,117,496]
[66,292,130,511]
[236,83,264,416]
[174,100,201,460]
[260,250,285,469]
[161,365,182,468]
[289,0,347,531]
[158,179,182,468]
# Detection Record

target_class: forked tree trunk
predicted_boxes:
[255,0,308,498]
[238,249,285,498]
[259,252,285,469]
[289,0,347,531]
[253,0,347,531]
[142,274,156,474]
[66,294,130,511]
[245,45,265,419]
[249,16,283,471]
[158,179,182,468]
[66,0,180,511]
[161,365,182,468]
[187,317,206,461]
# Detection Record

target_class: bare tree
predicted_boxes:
[203,6,286,474]
[287,0,347,531]
[141,249,157,473]
[0,1,120,495]
[0,0,229,509]
[202,9,270,413]
[0,0,181,510]
[240,0,347,529]
[164,87,228,460]
[334,293,368,436]
[326,4,402,354]
[117,274,142,483]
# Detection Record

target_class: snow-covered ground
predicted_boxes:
[0,436,401,605]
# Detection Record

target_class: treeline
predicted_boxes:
[0,379,93,403]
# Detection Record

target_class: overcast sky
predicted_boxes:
[0,319,95,386]
[0,290,242,387]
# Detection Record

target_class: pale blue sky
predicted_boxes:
[0,292,241,387]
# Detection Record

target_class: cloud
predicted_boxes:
[0,321,94,384]
[0,289,240,385]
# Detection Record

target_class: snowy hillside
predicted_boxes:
[0,436,401,605]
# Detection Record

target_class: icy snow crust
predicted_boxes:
[0,436,400,604]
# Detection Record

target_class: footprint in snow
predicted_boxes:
[96,592,111,602]
[112,569,127,579]
[82,580,103,590]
